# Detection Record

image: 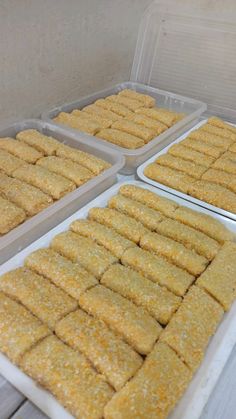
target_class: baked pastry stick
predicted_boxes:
[126,113,168,135]
[222,151,236,162]
[70,219,135,259]
[16,129,61,155]
[189,180,236,213]
[208,116,236,135]
[155,153,207,179]
[95,98,133,117]
[37,156,93,186]
[71,109,112,129]
[106,94,143,111]
[121,247,194,297]
[82,104,122,122]
[168,143,215,167]
[0,292,50,364]
[13,163,76,199]
[88,207,148,243]
[108,194,163,231]
[229,142,236,153]
[144,163,196,194]
[212,156,236,175]
[51,231,117,279]
[0,149,25,175]
[112,119,155,143]
[0,138,43,163]
[104,342,192,419]
[181,137,223,158]
[201,122,236,141]
[101,264,181,325]
[0,172,52,216]
[189,130,233,149]
[135,107,178,127]
[97,128,145,149]
[140,232,208,276]
[79,285,162,355]
[55,309,143,391]
[118,89,155,107]
[156,218,220,260]
[119,184,177,217]
[197,242,236,311]
[20,335,114,419]
[202,168,236,194]
[0,267,77,330]
[56,143,111,175]
[53,112,100,135]
[24,248,98,300]
[0,196,26,234]
[160,286,223,371]
[173,206,234,244]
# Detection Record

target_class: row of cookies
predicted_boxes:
[0,184,235,418]
[0,129,110,235]
[144,116,236,213]
[53,88,185,149]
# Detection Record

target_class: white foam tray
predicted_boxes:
[137,120,236,221]
[0,180,236,419]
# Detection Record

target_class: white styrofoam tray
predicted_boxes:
[42,81,206,175]
[0,180,235,419]
[0,119,124,264]
[137,120,236,221]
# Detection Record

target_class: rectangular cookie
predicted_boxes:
[197,242,236,311]
[95,98,133,117]
[168,143,215,167]
[0,138,43,163]
[88,207,148,243]
[143,163,196,194]
[24,248,97,300]
[212,156,236,175]
[112,119,155,143]
[156,218,220,260]
[108,194,163,231]
[53,111,100,135]
[0,172,52,216]
[121,247,194,297]
[82,104,122,122]
[37,156,93,186]
[20,335,114,419]
[97,128,144,149]
[126,113,168,135]
[140,232,208,276]
[135,107,177,127]
[155,153,207,179]
[0,196,26,234]
[201,123,236,141]
[51,231,117,279]
[181,137,223,158]
[202,168,236,194]
[208,116,236,135]
[0,149,25,175]
[160,286,224,371]
[72,109,112,129]
[55,309,143,391]
[0,292,50,364]
[106,94,143,111]
[0,267,77,330]
[12,163,76,199]
[104,342,192,419]
[189,180,236,213]
[118,89,155,107]
[189,130,233,149]
[56,143,111,175]
[101,264,181,325]
[119,184,177,217]
[79,285,162,355]
[70,219,135,259]
[16,129,61,155]
[173,206,234,243]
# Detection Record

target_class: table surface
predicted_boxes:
[1,344,235,419]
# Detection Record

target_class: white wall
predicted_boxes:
[0,0,151,124]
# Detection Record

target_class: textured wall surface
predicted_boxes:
[0,0,151,124]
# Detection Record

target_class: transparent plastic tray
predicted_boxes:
[0,119,124,264]
[42,81,206,175]
[137,119,236,221]
[0,180,235,419]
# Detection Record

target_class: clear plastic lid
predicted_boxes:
[131,1,236,122]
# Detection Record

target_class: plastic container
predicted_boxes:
[0,119,124,264]
[42,82,206,175]
[0,180,235,419]
[137,119,236,221]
